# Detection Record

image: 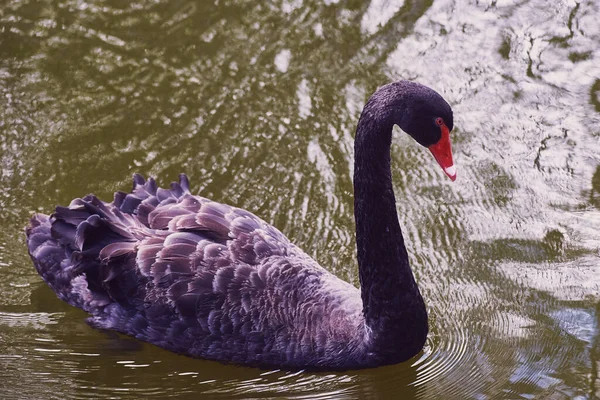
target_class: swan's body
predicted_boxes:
[26,80,455,370]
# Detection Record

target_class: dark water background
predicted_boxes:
[1,0,600,398]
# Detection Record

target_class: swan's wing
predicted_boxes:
[48,178,317,328]
[51,173,304,302]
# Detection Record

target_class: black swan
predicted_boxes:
[26,80,455,370]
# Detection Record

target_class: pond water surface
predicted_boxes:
[1,0,600,398]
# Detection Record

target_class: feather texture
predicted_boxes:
[26,174,369,369]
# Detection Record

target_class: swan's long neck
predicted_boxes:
[353,103,428,361]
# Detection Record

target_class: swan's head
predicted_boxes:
[372,81,456,181]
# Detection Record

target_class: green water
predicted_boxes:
[1,0,600,398]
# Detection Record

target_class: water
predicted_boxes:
[1,0,599,398]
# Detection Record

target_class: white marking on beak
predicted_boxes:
[444,164,457,177]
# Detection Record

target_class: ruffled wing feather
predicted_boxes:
[26,174,365,368]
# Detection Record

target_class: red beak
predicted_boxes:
[428,123,456,181]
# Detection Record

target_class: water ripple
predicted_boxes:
[2,0,600,398]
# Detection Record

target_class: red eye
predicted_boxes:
[435,117,444,126]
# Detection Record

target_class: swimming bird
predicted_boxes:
[26,80,455,370]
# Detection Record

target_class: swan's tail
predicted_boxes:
[25,213,86,307]
[25,174,192,313]
[25,200,142,313]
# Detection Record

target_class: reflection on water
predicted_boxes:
[1,0,600,398]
